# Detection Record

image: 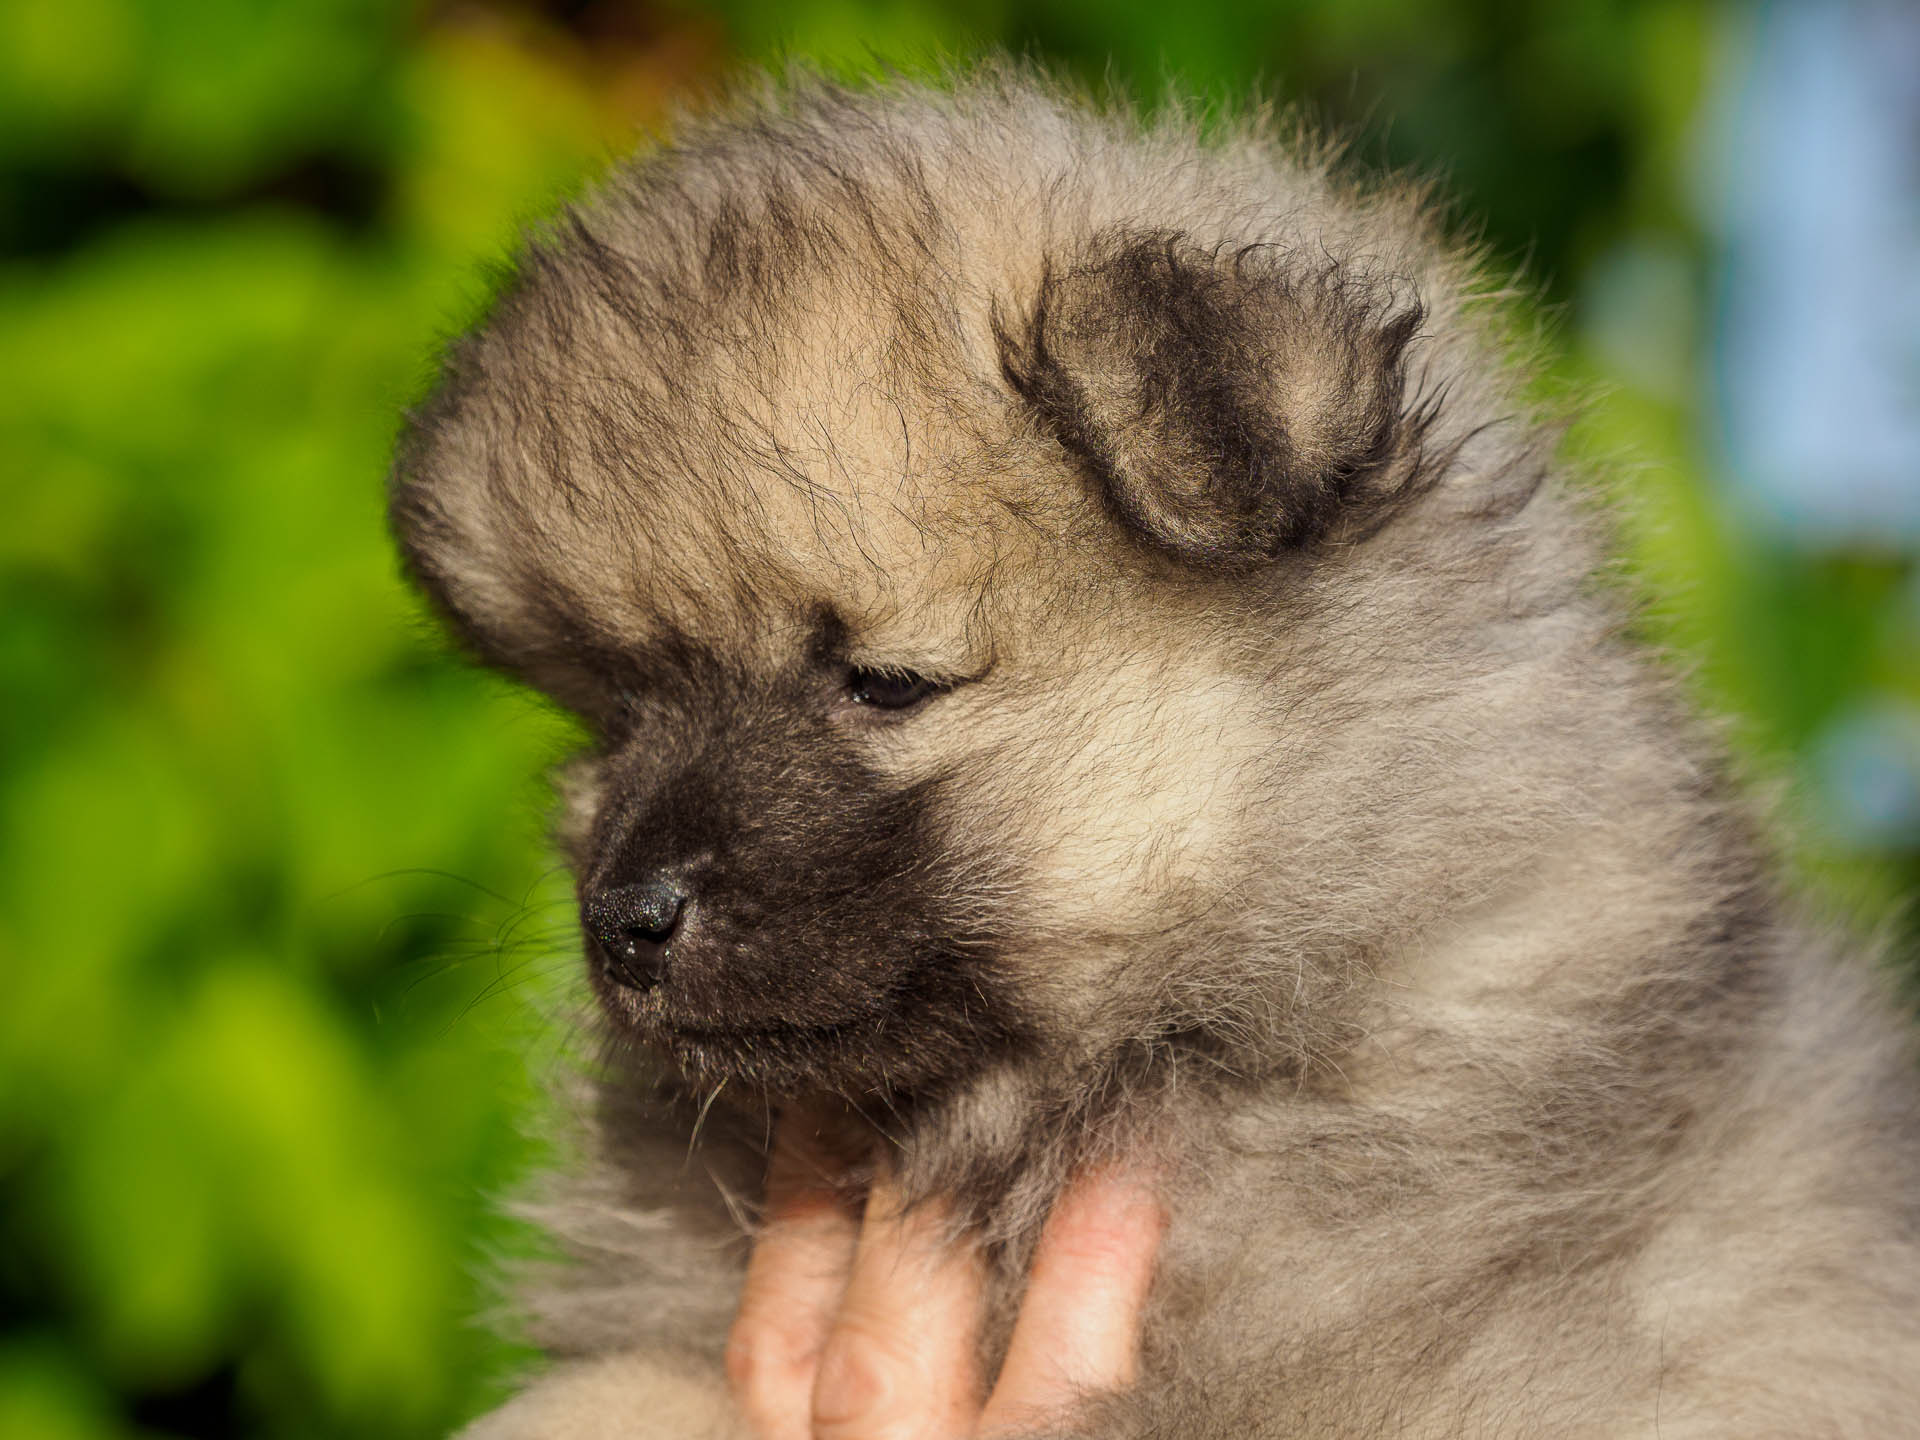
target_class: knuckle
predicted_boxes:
[722,1321,762,1392]
[1044,1220,1145,1279]
[810,1320,912,1433]
[725,1309,809,1407]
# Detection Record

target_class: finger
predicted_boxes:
[978,1170,1165,1437]
[727,1117,862,1440]
[811,1159,985,1440]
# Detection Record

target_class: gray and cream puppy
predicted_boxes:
[391,67,1920,1438]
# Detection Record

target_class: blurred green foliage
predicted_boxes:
[1,1,1912,1437]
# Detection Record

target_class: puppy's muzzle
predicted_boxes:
[583,874,689,991]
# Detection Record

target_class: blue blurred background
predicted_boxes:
[2,1,1916,1435]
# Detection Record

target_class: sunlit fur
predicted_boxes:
[391,65,1920,1439]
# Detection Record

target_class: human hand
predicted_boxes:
[725,1117,1165,1440]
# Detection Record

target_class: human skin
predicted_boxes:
[725,1120,1166,1440]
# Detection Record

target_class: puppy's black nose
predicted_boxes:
[583,875,688,991]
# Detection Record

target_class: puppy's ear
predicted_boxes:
[999,230,1428,565]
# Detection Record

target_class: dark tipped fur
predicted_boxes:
[392,64,1920,1440]
[999,230,1433,563]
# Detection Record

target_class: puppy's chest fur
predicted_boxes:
[547,932,1915,1438]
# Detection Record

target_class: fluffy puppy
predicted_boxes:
[390,67,1920,1438]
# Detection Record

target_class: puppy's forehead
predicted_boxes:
[563,330,1039,672]
[418,166,1090,678]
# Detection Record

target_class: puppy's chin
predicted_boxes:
[657,1023,892,1098]
[588,956,992,1100]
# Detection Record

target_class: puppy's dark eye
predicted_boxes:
[847,666,945,711]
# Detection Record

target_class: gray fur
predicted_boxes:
[391,65,1920,1439]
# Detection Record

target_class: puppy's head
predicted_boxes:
[390,78,1503,1105]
